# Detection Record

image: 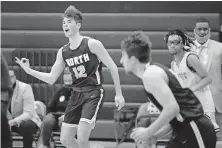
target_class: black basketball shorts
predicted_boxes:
[167,115,216,148]
[62,88,104,128]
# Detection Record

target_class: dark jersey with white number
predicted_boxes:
[62,37,103,89]
[145,63,203,126]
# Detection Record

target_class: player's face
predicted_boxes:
[120,50,134,74]
[167,35,183,55]
[63,17,80,37]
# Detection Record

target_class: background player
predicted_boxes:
[15,5,125,148]
[167,29,219,132]
[120,31,216,148]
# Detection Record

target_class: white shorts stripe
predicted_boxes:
[95,61,101,85]
[190,121,205,148]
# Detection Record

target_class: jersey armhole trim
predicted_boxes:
[186,53,199,73]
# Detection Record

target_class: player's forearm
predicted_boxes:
[191,77,211,92]
[28,68,55,85]
[147,105,179,136]
[109,65,122,95]
[153,123,172,139]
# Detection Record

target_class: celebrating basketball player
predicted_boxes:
[16,5,125,148]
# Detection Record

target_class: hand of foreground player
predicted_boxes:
[15,57,31,74]
[130,127,153,143]
[114,95,125,110]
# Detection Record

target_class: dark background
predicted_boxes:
[2,1,222,13]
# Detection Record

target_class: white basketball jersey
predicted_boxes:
[171,52,215,112]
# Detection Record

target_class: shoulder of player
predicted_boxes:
[142,65,169,92]
[55,47,64,56]
[142,65,166,83]
[88,38,104,52]
[186,53,199,66]
[57,42,71,54]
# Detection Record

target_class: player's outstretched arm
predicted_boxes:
[187,54,211,92]
[88,39,125,110]
[15,48,66,85]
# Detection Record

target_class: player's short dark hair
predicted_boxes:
[165,29,194,50]
[195,17,210,27]
[63,5,83,24]
[121,31,152,63]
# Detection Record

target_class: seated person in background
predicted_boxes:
[8,69,42,148]
[38,70,72,148]
[34,100,47,121]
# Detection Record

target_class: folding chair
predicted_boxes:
[113,108,138,146]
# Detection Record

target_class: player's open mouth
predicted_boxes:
[65,29,69,32]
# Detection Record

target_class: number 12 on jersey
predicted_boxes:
[72,65,87,79]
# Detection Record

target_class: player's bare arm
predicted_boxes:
[131,66,179,142]
[143,123,172,146]
[88,38,125,110]
[153,123,172,139]
[187,54,211,91]
[15,47,66,85]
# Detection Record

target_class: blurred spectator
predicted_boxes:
[38,69,72,148]
[34,100,47,121]
[1,55,13,148]
[136,102,160,127]
[193,17,222,140]
[8,69,42,148]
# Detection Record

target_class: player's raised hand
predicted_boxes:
[114,95,125,110]
[15,57,31,74]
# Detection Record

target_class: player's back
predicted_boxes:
[144,62,203,123]
[62,37,103,89]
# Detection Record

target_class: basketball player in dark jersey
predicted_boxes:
[120,31,216,148]
[15,5,125,148]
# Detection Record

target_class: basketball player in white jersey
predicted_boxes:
[166,29,220,132]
